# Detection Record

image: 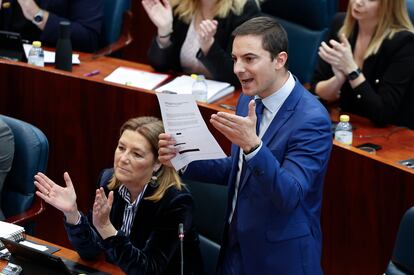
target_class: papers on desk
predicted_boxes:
[23,44,80,64]
[156,75,235,103]
[0,221,25,249]
[104,66,170,90]
[157,92,226,170]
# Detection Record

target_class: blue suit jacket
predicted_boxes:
[184,80,332,274]
[0,0,103,52]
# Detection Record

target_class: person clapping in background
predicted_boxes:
[142,0,260,85]
[311,0,414,129]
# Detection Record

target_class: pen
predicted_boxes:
[84,70,100,77]
[219,104,236,111]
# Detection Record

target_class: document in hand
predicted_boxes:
[104,66,170,90]
[155,75,235,103]
[156,92,227,170]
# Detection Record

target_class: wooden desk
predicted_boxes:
[0,236,124,274]
[1,56,414,275]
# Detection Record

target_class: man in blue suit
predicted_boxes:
[0,0,103,52]
[159,16,332,274]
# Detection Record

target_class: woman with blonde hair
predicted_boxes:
[35,116,203,274]
[311,0,414,129]
[142,0,260,85]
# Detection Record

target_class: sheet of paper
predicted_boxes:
[104,66,170,90]
[19,241,48,252]
[155,75,234,103]
[157,92,226,170]
[23,44,80,64]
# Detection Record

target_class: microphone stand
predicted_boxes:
[178,223,184,275]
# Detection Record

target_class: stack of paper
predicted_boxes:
[156,75,235,103]
[0,221,25,249]
[104,66,170,90]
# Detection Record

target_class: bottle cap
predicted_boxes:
[339,114,350,122]
[32,41,42,47]
[191,74,198,80]
[59,21,71,39]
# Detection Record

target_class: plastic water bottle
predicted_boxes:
[191,74,208,103]
[335,114,353,145]
[27,41,44,67]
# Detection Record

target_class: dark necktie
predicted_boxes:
[255,98,265,135]
[227,98,266,248]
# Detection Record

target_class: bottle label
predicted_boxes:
[192,89,207,103]
[334,131,353,145]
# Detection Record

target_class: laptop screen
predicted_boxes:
[0,31,27,62]
[0,237,109,275]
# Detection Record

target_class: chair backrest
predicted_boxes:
[261,0,338,83]
[407,0,414,24]
[185,180,228,275]
[261,0,338,30]
[0,115,49,218]
[101,0,131,47]
[385,207,414,274]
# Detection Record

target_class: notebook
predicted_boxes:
[155,75,235,103]
[0,237,109,275]
[0,31,27,62]
[0,221,25,249]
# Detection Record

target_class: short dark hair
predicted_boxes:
[232,16,288,59]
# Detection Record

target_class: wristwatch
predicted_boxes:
[347,68,362,80]
[32,10,44,25]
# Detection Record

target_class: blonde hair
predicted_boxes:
[171,0,258,24]
[340,0,414,59]
[107,117,183,202]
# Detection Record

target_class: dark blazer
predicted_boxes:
[0,0,103,52]
[64,169,203,275]
[183,80,332,274]
[147,0,260,86]
[312,13,414,129]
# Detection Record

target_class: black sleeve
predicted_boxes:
[147,19,187,73]
[41,0,103,52]
[309,12,345,94]
[100,190,194,275]
[352,32,414,126]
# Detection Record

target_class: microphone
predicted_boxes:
[178,223,184,275]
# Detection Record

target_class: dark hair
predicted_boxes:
[232,16,289,60]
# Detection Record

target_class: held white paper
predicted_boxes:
[156,92,226,170]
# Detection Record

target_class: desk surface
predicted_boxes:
[0,236,124,274]
[1,56,414,275]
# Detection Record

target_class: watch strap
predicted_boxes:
[347,68,362,80]
[32,9,44,25]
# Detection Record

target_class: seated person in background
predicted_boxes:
[311,0,414,129]
[0,0,103,52]
[0,118,14,221]
[34,117,203,275]
[142,0,260,86]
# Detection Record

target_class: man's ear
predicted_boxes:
[274,51,288,70]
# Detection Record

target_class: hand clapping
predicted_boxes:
[142,0,173,37]
[34,172,79,221]
[318,33,358,79]
[197,19,218,55]
[92,188,116,239]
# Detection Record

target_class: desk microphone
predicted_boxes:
[178,223,184,275]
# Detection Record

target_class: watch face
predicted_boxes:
[34,15,43,23]
[348,69,361,80]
